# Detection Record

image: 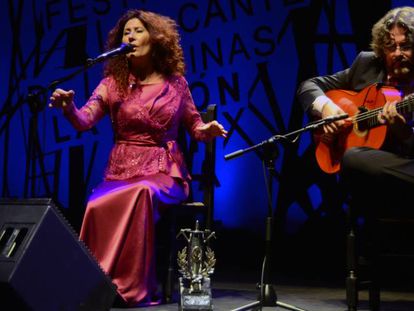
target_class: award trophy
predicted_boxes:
[177,221,216,311]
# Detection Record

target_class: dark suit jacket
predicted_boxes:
[297,51,386,112]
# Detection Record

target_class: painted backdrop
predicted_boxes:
[0,0,406,245]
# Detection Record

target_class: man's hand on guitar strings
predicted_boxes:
[321,101,348,134]
[378,100,406,125]
[378,100,413,140]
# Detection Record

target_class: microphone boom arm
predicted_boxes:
[224,113,348,161]
[47,43,134,92]
[86,43,133,66]
[19,44,134,118]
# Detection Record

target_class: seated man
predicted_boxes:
[297,6,414,215]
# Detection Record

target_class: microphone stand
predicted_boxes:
[0,55,101,135]
[45,55,110,94]
[224,115,348,311]
[11,52,114,198]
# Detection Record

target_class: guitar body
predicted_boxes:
[315,84,401,173]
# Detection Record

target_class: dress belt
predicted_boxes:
[116,140,173,148]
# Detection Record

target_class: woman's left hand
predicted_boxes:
[197,121,228,138]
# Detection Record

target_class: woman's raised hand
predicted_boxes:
[49,89,75,109]
[197,120,228,138]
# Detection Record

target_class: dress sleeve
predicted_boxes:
[63,79,110,131]
[180,79,211,141]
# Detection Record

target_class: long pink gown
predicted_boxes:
[63,74,211,306]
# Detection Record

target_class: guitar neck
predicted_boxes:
[396,95,414,114]
[358,95,414,128]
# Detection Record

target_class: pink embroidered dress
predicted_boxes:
[63,74,211,306]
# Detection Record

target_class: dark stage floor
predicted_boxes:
[110,257,414,311]
[110,280,414,311]
[111,225,414,311]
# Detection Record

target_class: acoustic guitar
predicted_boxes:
[315,83,414,173]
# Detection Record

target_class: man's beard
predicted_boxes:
[391,58,414,76]
[393,66,411,75]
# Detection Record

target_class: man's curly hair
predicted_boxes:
[103,10,185,96]
[371,6,414,59]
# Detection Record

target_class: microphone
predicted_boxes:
[93,43,134,62]
[224,149,244,161]
[321,113,349,123]
[306,113,349,130]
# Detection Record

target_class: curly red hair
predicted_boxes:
[103,10,185,96]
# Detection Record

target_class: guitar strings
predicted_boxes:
[346,97,414,123]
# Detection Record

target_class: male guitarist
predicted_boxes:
[297,6,414,211]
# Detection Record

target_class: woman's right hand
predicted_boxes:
[49,89,75,109]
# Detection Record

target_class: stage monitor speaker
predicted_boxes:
[0,198,117,311]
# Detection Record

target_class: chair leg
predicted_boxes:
[346,271,358,311]
[368,254,380,311]
[346,225,358,311]
[363,217,381,311]
[163,208,177,303]
[368,283,380,311]
[346,206,359,311]
[163,262,173,303]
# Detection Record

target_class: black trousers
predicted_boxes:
[341,146,414,256]
[341,146,414,214]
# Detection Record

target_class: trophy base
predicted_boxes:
[179,277,213,311]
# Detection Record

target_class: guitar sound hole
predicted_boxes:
[356,107,369,132]
[356,118,368,131]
